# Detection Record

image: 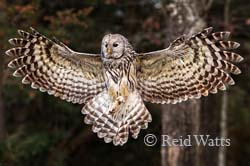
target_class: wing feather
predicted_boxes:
[6,28,105,104]
[136,27,243,104]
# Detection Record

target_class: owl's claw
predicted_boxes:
[109,96,125,114]
[117,96,125,104]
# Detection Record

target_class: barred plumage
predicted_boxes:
[6,28,105,104]
[81,91,151,145]
[137,27,243,104]
[6,27,243,146]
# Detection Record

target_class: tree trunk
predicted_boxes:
[161,0,215,166]
[161,100,201,166]
[199,96,220,166]
[218,0,231,165]
[218,92,228,166]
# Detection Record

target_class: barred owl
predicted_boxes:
[6,27,243,146]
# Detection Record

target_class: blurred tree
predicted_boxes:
[218,0,231,165]
[160,0,222,166]
[0,0,7,142]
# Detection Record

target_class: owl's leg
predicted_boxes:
[108,83,129,115]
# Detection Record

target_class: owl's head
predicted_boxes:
[101,34,128,59]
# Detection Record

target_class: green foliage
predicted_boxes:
[3,132,50,166]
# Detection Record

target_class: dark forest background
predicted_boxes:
[0,0,249,166]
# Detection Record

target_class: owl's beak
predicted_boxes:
[107,47,112,55]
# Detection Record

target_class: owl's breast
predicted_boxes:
[103,60,137,101]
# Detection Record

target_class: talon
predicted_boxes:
[117,96,125,104]
[108,96,125,115]
[109,108,116,114]
[108,103,117,114]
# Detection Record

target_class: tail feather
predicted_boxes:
[81,90,151,146]
[113,121,129,146]
[126,103,151,139]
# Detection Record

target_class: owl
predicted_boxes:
[6,27,243,146]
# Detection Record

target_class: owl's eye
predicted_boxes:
[105,44,108,48]
[113,43,118,47]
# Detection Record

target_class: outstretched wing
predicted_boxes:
[6,28,105,104]
[136,27,243,104]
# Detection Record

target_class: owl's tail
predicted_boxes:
[81,91,152,146]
